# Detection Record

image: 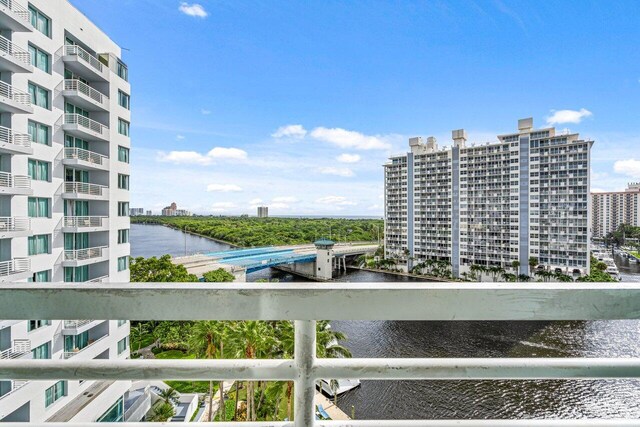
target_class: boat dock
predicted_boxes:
[315,392,351,420]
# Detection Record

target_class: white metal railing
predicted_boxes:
[63,44,104,73]
[63,319,94,329]
[0,80,30,107]
[0,379,28,401]
[0,0,30,25]
[85,275,108,283]
[63,215,107,228]
[63,79,108,105]
[63,246,107,261]
[0,339,30,360]
[63,113,108,136]
[0,125,30,149]
[0,258,29,277]
[63,333,109,359]
[0,284,640,426]
[63,181,107,197]
[0,34,30,66]
[64,147,107,165]
[0,216,29,232]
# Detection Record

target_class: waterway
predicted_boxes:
[131,224,640,420]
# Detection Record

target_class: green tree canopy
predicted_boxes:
[203,268,235,282]
[130,254,198,283]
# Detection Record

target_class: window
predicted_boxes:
[97,397,124,422]
[65,102,89,118]
[117,320,127,327]
[32,342,51,359]
[118,174,129,190]
[118,202,129,217]
[28,197,50,218]
[28,4,50,37]
[28,234,50,255]
[118,118,130,136]
[28,44,50,72]
[118,90,130,110]
[118,229,129,244]
[118,146,129,163]
[28,159,50,181]
[64,266,88,283]
[28,270,50,282]
[28,120,50,145]
[28,319,50,331]
[117,337,128,355]
[64,134,89,149]
[116,60,128,81]
[45,381,66,408]
[117,256,129,271]
[28,82,50,109]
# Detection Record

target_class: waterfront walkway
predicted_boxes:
[315,392,351,420]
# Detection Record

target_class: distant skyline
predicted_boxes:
[71,0,640,215]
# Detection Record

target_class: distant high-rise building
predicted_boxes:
[591,183,640,238]
[129,208,144,216]
[145,210,152,216]
[257,206,269,218]
[384,118,592,279]
[161,202,191,216]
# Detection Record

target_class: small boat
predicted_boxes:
[317,379,361,397]
[605,265,622,281]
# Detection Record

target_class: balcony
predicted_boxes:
[0,171,30,196]
[0,258,29,281]
[1,283,640,426]
[62,113,109,142]
[62,147,109,171]
[62,319,102,335]
[0,80,31,114]
[0,216,30,238]
[0,125,31,155]
[0,379,27,401]
[62,215,109,233]
[61,45,110,82]
[62,181,108,201]
[62,246,109,267]
[0,0,30,32]
[0,35,31,73]
[61,79,109,111]
[85,275,108,283]
[0,339,29,359]
[63,333,110,359]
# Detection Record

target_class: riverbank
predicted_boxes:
[347,266,450,282]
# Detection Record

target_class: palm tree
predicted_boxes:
[130,322,149,353]
[470,264,485,282]
[149,402,175,422]
[316,320,352,359]
[517,274,531,283]
[188,321,227,421]
[528,257,539,274]
[511,260,521,274]
[488,266,504,282]
[158,387,179,406]
[329,379,340,407]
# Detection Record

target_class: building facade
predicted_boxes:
[384,118,592,279]
[129,207,143,216]
[257,206,268,218]
[591,183,640,238]
[0,0,131,422]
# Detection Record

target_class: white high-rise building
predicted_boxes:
[384,118,592,279]
[257,206,268,218]
[0,0,131,422]
[591,183,640,238]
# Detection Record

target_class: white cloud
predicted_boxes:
[176,135,185,141]
[272,196,298,203]
[318,166,354,177]
[210,202,236,213]
[315,196,357,206]
[201,109,212,115]
[179,2,208,18]
[336,153,361,163]
[310,127,391,150]
[206,184,243,192]
[157,147,247,165]
[546,108,592,125]
[207,147,248,160]
[614,159,640,178]
[271,124,307,139]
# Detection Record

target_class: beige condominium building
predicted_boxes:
[591,183,640,238]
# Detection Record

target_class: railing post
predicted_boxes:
[294,320,316,427]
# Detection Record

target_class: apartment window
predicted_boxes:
[28,120,51,145]
[118,118,130,136]
[28,319,50,331]
[118,229,129,244]
[118,202,129,217]
[28,270,50,282]
[117,256,129,271]
[118,90,130,110]
[28,4,50,37]
[64,134,89,150]
[117,337,128,355]
[65,102,89,117]
[28,159,50,181]
[28,44,50,73]
[28,234,50,255]
[118,174,129,190]
[117,320,127,327]
[45,381,66,408]
[97,397,124,422]
[118,146,129,163]
[64,266,88,283]
[116,60,128,81]
[32,342,51,359]
[28,197,50,218]
[28,82,50,109]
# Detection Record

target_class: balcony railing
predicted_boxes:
[63,334,109,359]
[0,216,29,232]
[0,80,30,107]
[1,283,640,426]
[63,215,107,229]
[63,181,107,197]
[63,113,108,136]
[63,319,94,329]
[64,147,108,166]
[0,34,30,67]
[0,339,29,359]
[0,125,30,149]
[64,246,107,261]
[0,0,30,25]
[85,275,108,283]
[0,258,29,277]
[63,79,108,105]
[0,379,27,401]
[63,44,104,73]
[0,171,29,190]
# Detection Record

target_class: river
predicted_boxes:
[131,223,640,420]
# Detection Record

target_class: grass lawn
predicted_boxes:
[154,350,195,359]
[131,333,155,352]
[154,350,211,393]
[630,251,640,259]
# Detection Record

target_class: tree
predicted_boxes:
[517,274,531,283]
[329,379,340,407]
[148,402,175,422]
[158,387,179,405]
[511,260,521,273]
[130,322,149,353]
[488,266,504,282]
[316,320,352,359]
[528,257,539,274]
[130,254,198,283]
[203,268,235,282]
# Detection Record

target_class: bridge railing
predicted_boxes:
[1,283,640,426]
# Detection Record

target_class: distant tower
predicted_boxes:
[314,239,335,280]
[257,206,269,218]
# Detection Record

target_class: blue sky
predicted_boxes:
[71,0,640,215]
